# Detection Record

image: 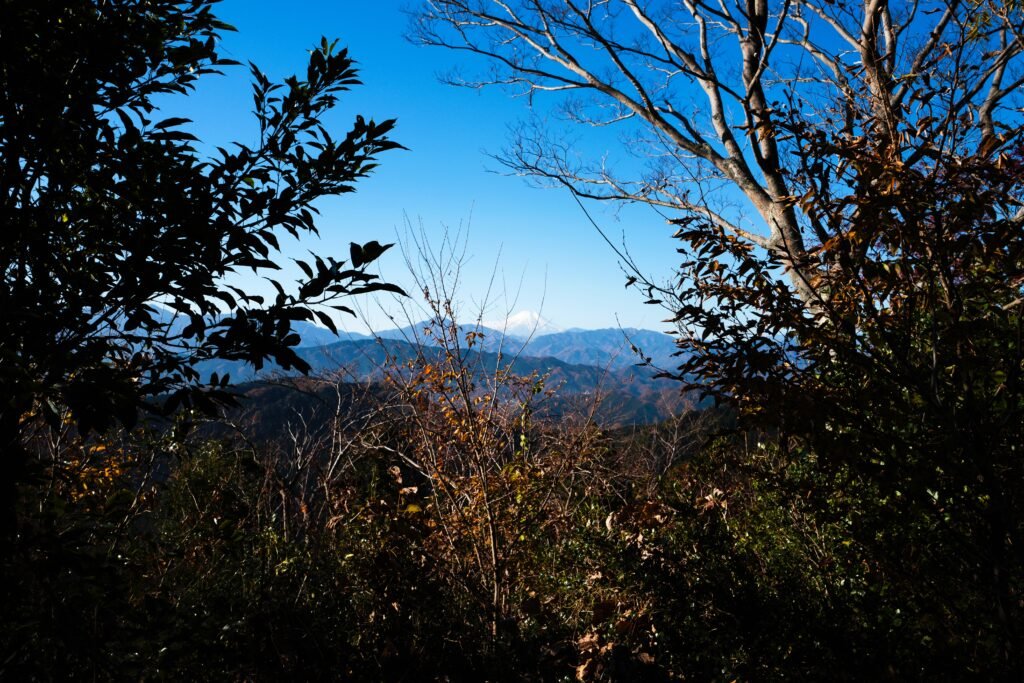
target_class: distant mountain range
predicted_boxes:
[148,307,682,372]
[512,327,679,371]
[292,319,681,372]
[140,308,691,426]
[196,315,691,426]
[203,336,690,428]
[480,310,562,338]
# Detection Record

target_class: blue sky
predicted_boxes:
[175,0,682,333]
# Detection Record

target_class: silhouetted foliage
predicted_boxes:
[0,0,403,483]
[7,270,1021,678]
[662,135,1024,675]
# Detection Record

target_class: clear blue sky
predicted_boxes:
[174,0,682,333]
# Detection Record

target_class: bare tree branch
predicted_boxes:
[414,0,1024,308]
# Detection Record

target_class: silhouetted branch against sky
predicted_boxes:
[413,0,1024,307]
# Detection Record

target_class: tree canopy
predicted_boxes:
[0,0,403,454]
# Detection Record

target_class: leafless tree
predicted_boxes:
[413,0,1024,306]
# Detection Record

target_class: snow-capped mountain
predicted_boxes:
[483,310,562,339]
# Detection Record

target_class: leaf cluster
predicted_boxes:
[662,133,1024,669]
[0,1,404,446]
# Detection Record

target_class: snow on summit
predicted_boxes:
[483,310,562,339]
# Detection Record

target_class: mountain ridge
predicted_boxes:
[296,322,680,371]
[200,336,691,427]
